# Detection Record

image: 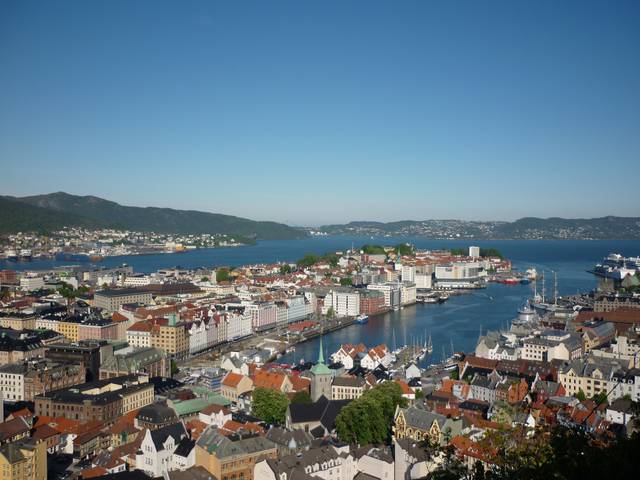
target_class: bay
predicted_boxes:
[3,237,640,364]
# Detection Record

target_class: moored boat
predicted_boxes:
[355,314,369,324]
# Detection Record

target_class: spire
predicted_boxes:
[318,335,325,364]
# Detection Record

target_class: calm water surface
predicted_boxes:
[4,237,640,362]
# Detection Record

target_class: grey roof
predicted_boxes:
[332,376,365,388]
[101,347,167,373]
[149,422,187,451]
[168,466,216,480]
[264,445,349,475]
[398,406,447,430]
[196,427,276,459]
[266,426,313,449]
[136,401,178,425]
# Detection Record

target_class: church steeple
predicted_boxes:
[318,335,325,364]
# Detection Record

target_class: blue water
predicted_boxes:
[4,237,640,362]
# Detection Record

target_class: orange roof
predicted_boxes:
[127,320,153,332]
[222,372,245,388]
[186,418,208,441]
[252,370,286,390]
[396,380,414,395]
[82,467,108,479]
[7,408,32,420]
[220,420,264,435]
[200,404,231,416]
[112,312,128,322]
[31,424,59,441]
[289,375,310,392]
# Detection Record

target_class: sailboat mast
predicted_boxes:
[554,271,558,305]
[541,271,546,303]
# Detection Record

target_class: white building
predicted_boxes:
[136,422,191,477]
[325,289,360,317]
[0,364,25,401]
[20,276,45,291]
[367,283,401,309]
[435,262,485,288]
[401,265,416,284]
[469,246,480,259]
[401,282,417,306]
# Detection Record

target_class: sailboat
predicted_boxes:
[531,270,561,313]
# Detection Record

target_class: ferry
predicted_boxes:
[590,253,640,280]
[355,314,369,324]
[20,249,32,260]
[4,249,18,261]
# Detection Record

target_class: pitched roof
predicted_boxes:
[222,372,245,388]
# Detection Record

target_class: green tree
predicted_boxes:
[280,264,292,274]
[339,277,353,286]
[361,244,386,255]
[395,244,415,256]
[170,359,179,376]
[200,276,209,282]
[326,307,336,319]
[297,254,320,268]
[335,381,407,444]
[592,391,608,405]
[252,387,290,425]
[290,391,312,404]
[576,389,587,401]
[216,269,230,283]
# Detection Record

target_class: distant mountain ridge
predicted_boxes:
[0,192,306,240]
[317,217,640,240]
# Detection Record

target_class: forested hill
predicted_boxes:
[316,217,640,240]
[1,192,306,240]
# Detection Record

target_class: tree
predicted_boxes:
[339,277,353,286]
[576,389,587,401]
[170,359,179,377]
[291,391,312,404]
[361,244,386,255]
[216,269,230,283]
[326,307,336,319]
[280,264,292,274]
[252,387,289,425]
[335,381,407,444]
[395,244,414,256]
[592,391,608,406]
[297,254,320,268]
[200,276,209,282]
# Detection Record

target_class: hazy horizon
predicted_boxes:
[2,0,639,225]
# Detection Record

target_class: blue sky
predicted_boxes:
[1,0,639,226]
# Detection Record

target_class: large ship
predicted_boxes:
[20,249,32,260]
[3,249,18,261]
[590,253,640,280]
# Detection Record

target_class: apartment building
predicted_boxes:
[94,289,153,312]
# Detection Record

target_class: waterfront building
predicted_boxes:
[245,302,278,332]
[359,290,386,316]
[367,283,401,309]
[434,262,485,289]
[557,356,631,400]
[469,246,480,258]
[325,289,360,317]
[400,282,417,306]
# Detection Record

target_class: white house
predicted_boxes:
[198,404,233,427]
[136,422,189,477]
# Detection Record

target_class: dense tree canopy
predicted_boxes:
[251,387,289,424]
[335,381,407,444]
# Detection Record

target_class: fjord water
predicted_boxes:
[4,237,640,363]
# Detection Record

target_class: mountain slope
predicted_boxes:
[0,196,105,233]
[318,217,640,240]
[7,192,306,240]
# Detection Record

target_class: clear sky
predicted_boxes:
[1,0,639,226]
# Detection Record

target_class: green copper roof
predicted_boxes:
[310,362,332,375]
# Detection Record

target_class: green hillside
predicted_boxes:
[3,192,306,240]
